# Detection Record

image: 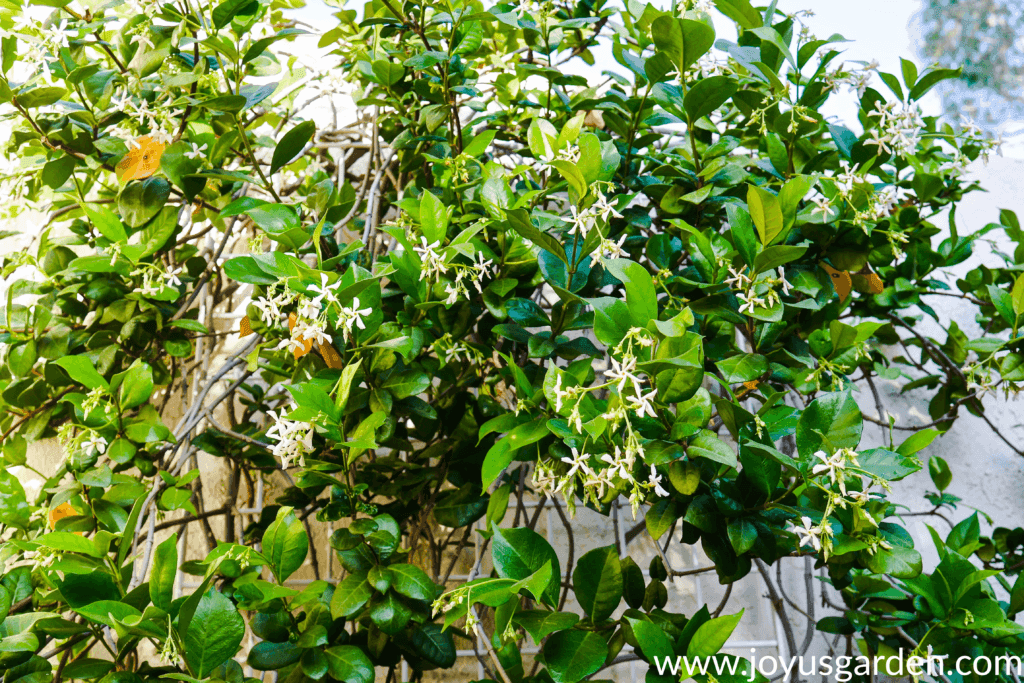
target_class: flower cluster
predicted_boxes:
[825,60,878,98]
[866,100,924,158]
[565,184,622,239]
[442,252,496,305]
[725,265,793,316]
[265,409,315,469]
[131,263,184,298]
[532,328,668,518]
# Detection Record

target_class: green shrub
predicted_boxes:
[1,0,1023,681]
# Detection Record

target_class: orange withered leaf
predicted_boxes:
[820,262,852,302]
[49,502,77,530]
[287,312,314,360]
[116,135,166,183]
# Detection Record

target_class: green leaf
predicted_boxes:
[688,431,738,468]
[727,204,758,268]
[330,571,372,618]
[8,340,37,377]
[184,588,245,678]
[491,524,561,606]
[409,623,457,668]
[243,28,307,63]
[382,370,431,399]
[1010,574,1024,616]
[752,245,806,274]
[248,641,303,671]
[271,120,315,175]
[37,531,101,557]
[1012,273,1024,317]
[686,609,744,658]
[118,177,171,229]
[73,600,141,627]
[716,353,767,384]
[262,506,308,581]
[645,498,678,541]
[928,456,952,492]
[150,535,178,611]
[15,86,67,108]
[55,356,108,390]
[79,204,127,244]
[795,391,862,461]
[514,611,579,646]
[371,60,404,86]
[727,518,757,555]
[118,360,154,410]
[909,67,961,101]
[246,204,301,234]
[420,190,449,244]
[651,16,716,75]
[212,0,257,29]
[683,76,737,122]
[897,429,940,457]
[369,591,413,635]
[389,563,439,601]
[433,484,488,528]
[506,208,567,264]
[572,546,622,622]
[42,155,75,189]
[542,630,606,683]
[482,417,550,488]
[527,118,558,159]
[324,645,373,683]
[628,617,675,662]
[602,258,658,324]
[863,546,922,579]
[713,0,762,28]
[463,129,496,157]
[0,470,29,529]
[777,175,814,231]
[746,185,783,245]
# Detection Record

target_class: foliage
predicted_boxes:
[917,0,1024,133]
[1,0,1024,681]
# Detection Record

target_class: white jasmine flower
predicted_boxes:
[308,273,341,307]
[296,297,320,320]
[82,433,108,455]
[414,237,448,281]
[561,447,593,479]
[595,235,628,260]
[185,142,207,160]
[276,336,307,354]
[294,319,332,346]
[810,195,832,220]
[265,410,314,469]
[164,266,183,287]
[794,516,822,551]
[812,450,849,494]
[648,465,669,497]
[600,446,632,481]
[337,297,372,342]
[149,129,174,145]
[131,32,155,51]
[777,267,792,295]
[629,388,658,419]
[607,356,642,396]
[737,291,765,315]
[253,293,284,326]
[724,265,751,288]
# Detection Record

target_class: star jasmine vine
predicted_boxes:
[1,1,1023,682]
